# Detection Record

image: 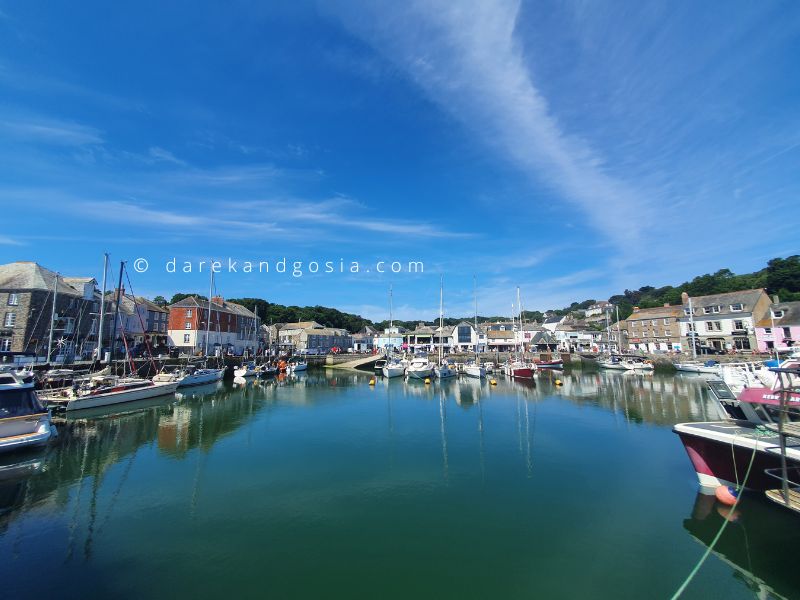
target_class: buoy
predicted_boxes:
[715,485,738,507]
[369,378,375,386]
[555,379,562,386]
[425,378,431,384]
[490,379,497,386]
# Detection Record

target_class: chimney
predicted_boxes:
[211,295,224,305]
[663,303,670,308]
[681,292,689,304]
[632,306,640,313]
[773,295,780,304]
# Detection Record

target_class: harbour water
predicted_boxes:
[1,370,798,599]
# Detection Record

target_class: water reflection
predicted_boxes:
[683,493,798,599]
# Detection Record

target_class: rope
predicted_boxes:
[670,429,762,599]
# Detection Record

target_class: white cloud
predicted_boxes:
[328,0,651,248]
[148,146,187,166]
[0,116,103,146]
[0,235,22,245]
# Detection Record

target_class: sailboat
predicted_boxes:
[156,266,225,385]
[382,284,406,378]
[435,276,456,379]
[40,261,179,411]
[503,287,535,379]
[464,276,486,379]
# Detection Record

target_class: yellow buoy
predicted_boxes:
[425,378,431,384]
[369,378,376,386]
[555,379,562,386]
[490,379,497,386]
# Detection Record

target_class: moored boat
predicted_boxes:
[674,366,800,497]
[382,360,405,378]
[464,361,486,379]
[0,371,57,453]
[406,356,434,380]
[233,362,258,378]
[674,360,720,375]
[40,375,179,412]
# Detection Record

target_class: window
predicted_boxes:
[687,323,695,332]
[651,320,657,326]
[4,312,16,327]
[773,310,784,318]
[734,337,751,350]
[663,318,670,325]
[185,322,192,330]
[730,303,743,312]
[683,308,693,315]
[733,320,745,331]
[764,327,772,334]
[664,330,672,336]
[7,293,18,306]
[705,321,721,332]
[783,327,791,340]
[185,309,192,317]
[0,338,10,351]
[183,334,190,343]
[458,325,471,344]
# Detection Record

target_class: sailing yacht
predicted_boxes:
[503,288,535,379]
[434,277,457,379]
[464,277,486,379]
[382,360,406,378]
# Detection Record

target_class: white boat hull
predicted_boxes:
[289,363,308,372]
[435,366,457,379]
[66,381,179,412]
[464,365,486,378]
[0,417,55,453]
[382,366,405,378]
[674,363,720,375]
[179,369,226,387]
[407,368,434,379]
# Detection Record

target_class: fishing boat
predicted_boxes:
[674,364,800,506]
[534,353,563,370]
[40,374,178,412]
[0,371,57,453]
[406,356,434,380]
[382,359,405,378]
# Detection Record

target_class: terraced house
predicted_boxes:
[0,261,99,361]
[625,305,684,353]
[679,289,771,353]
[168,296,259,356]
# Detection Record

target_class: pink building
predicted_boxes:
[754,301,800,353]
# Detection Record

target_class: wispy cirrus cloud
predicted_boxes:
[0,235,22,245]
[148,146,187,166]
[328,0,650,248]
[0,115,103,146]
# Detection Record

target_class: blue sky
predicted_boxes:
[1,1,798,321]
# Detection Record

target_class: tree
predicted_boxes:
[152,295,168,307]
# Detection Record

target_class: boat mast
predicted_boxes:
[473,275,479,361]
[109,261,125,364]
[204,266,213,359]
[389,283,393,329]
[615,305,622,355]
[439,275,444,364]
[688,295,697,360]
[97,253,109,363]
[515,286,525,359]
[604,307,611,357]
[47,272,59,363]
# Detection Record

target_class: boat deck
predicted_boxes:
[765,488,800,514]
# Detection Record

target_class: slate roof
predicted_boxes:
[0,261,87,296]
[755,301,800,327]
[169,295,256,318]
[684,289,767,316]
[626,306,683,321]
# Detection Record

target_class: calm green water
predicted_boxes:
[1,369,798,599]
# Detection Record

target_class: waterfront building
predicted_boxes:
[298,327,353,353]
[375,325,404,352]
[106,290,169,353]
[625,305,684,353]
[754,300,800,353]
[278,321,324,350]
[167,296,259,356]
[678,289,771,353]
[0,261,99,361]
